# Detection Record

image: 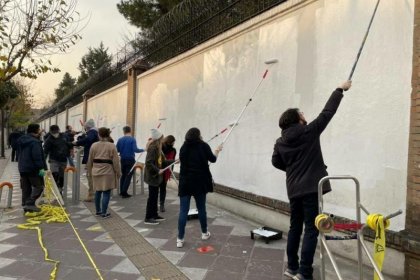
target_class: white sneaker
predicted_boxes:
[201,231,211,240]
[176,238,184,248]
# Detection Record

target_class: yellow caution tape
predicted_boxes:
[18,175,104,280]
[315,213,335,233]
[367,214,389,280]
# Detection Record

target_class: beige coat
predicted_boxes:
[87,141,121,191]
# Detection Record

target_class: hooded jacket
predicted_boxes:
[272,89,344,199]
[44,133,72,162]
[75,128,99,164]
[144,141,174,186]
[17,134,47,175]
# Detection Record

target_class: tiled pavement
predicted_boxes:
[0,154,400,280]
[0,160,144,280]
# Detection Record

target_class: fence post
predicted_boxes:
[73,147,82,204]
[132,163,145,196]
[63,166,76,202]
[0,182,13,208]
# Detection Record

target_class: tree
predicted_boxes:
[0,0,82,83]
[117,0,182,29]
[55,72,76,102]
[77,42,112,84]
[0,81,19,109]
[6,80,34,129]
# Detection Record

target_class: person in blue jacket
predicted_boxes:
[73,119,99,202]
[17,124,48,212]
[116,126,144,198]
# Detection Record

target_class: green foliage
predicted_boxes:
[117,0,182,29]
[55,72,76,101]
[0,81,19,108]
[0,0,82,84]
[7,80,34,129]
[77,42,112,84]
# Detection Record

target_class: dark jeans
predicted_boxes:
[11,148,18,162]
[178,193,207,239]
[120,158,135,195]
[20,174,44,206]
[95,190,111,214]
[145,185,160,219]
[287,193,319,279]
[159,180,167,205]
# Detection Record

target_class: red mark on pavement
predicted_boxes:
[197,246,214,253]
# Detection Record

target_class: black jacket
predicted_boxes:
[144,143,174,186]
[75,129,99,164]
[179,140,217,197]
[17,134,47,175]
[44,133,72,162]
[8,131,23,149]
[272,89,344,199]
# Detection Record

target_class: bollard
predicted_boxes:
[132,163,145,196]
[63,166,76,202]
[73,147,82,204]
[0,182,13,208]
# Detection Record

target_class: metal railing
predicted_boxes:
[37,0,288,121]
[317,176,403,280]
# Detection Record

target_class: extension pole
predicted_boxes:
[348,0,381,80]
[161,59,278,173]
[221,59,278,145]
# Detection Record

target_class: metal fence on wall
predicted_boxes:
[38,0,287,120]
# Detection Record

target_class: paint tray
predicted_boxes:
[250,226,283,244]
[187,208,199,220]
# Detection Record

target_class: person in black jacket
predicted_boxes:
[17,124,48,212]
[44,125,72,194]
[144,129,175,225]
[73,119,99,201]
[8,129,23,162]
[176,128,223,248]
[272,81,352,280]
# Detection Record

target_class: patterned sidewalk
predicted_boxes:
[0,156,399,280]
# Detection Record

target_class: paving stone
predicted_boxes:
[251,247,285,261]
[178,253,216,269]
[211,255,249,273]
[0,245,46,262]
[105,271,143,280]
[0,257,15,269]
[0,260,49,278]
[101,244,126,256]
[220,244,252,258]
[111,258,142,274]
[204,270,244,280]
[91,253,126,270]
[180,267,207,280]
[0,244,16,254]
[246,259,284,277]
[160,250,186,265]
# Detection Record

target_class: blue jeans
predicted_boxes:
[95,190,111,214]
[178,193,207,239]
[287,193,319,279]
[120,158,135,195]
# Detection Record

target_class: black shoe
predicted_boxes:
[102,213,111,219]
[155,216,166,222]
[121,193,132,198]
[144,218,159,225]
[160,204,166,212]
[24,205,41,212]
[95,212,103,217]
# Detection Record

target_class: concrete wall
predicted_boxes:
[86,83,128,141]
[68,103,83,132]
[57,112,66,131]
[135,0,413,231]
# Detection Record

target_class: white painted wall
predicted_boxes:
[136,0,413,230]
[57,112,66,131]
[49,117,56,126]
[68,103,83,133]
[87,83,128,141]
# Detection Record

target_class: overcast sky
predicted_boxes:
[31,0,137,108]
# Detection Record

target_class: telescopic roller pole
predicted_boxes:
[348,0,381,81]
[221,59,278,145]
